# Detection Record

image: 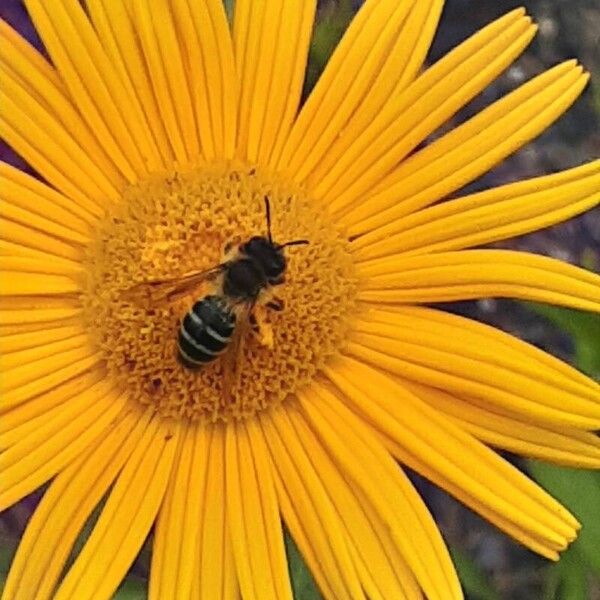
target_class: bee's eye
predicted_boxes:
[243,237,286,277]
[244,237,268,255]
[265,254,285,277]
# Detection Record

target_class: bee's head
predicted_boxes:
[242,236,287,282]
[244,196,309,284]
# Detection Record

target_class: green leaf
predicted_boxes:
[525,305,600,591]
[524,303,600,378]
[527,462,600,577]
[544,547,589,600]
[114,577,147,600]
[0,535,17,594]
[223,0,234,22]
[284,529,322,600]
[304,0,354,95]
[449,546,501,600]
[0,536,16,576]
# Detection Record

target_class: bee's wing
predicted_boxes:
[122,264,226,308]
[221,302,254,404]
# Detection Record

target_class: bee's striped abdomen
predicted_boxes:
[178,295,236,368]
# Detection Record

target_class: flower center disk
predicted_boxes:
[83,163,357,423]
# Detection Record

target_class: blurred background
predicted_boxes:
[1,1,599,598]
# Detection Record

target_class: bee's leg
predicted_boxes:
[250,304,274,349]
[266,296,284,312]
[223,236,242,257]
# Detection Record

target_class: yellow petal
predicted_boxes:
[0,65,121,204]
[0,239,56,262]
[0,369,104,437]
[404,379,600,468]
[149,426,185,599]
[85,0,173,166]
[0,295,81,328]
[357,249,600,314]
[170,0,238,161]
[1,255,82,277]
[0,113,108,211]
[0,20,125,201]
[0,308,80,329]
[0,163,97,235]
[234,0,316,166]
[291,389,423,600]
[360,304,598,390]
[246,419,297,599]
[277,0,418,182]
[131,0,200,164]
[352,308,600,405]
[0,384,127,509]
[260,409,363,600]
[0,333,88,373]
[0,271,79,296]
[308,0,442,191]
[326,356,580,558]
[149,423,208,600]
[347,328,600,430]
[1,216,84,262]
[345,60,589,235]
[0,322,84,354]
[266,489,335,600]
[0,370,105,450]
[23,0,157,180]
[225,420,293,600]
[55,418,179,600]
[298,386,462,600]
[0,343,98,394]
[0,161,100,222]
[2,407,151,600]
[0,348,101,411]
[0,17,61,88]
[351,159,600,255]
[196,426,238,600]
[319,9,534,210]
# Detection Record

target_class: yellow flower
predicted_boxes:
[1,1,599,599]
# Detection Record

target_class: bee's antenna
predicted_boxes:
[278,239,309,248]
[264,195,273,243]
[264,195,309,248]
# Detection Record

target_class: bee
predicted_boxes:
[123,197,308,371]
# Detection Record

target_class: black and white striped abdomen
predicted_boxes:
[178,295,236,368]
